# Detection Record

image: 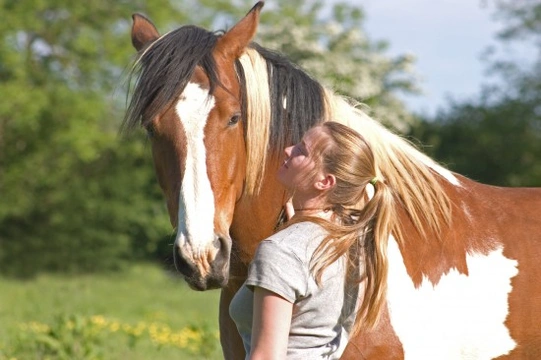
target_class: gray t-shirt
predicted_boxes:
[229,221,359,359]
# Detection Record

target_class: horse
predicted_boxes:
[124,2,541,359]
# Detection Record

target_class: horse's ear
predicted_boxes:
[215,1,264,59]
[131,13,160,51]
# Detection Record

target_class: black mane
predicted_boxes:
[248,43,325,154]
[123,25,220,130]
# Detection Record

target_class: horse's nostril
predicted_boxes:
[173,244,194,278]
[211,235,231,286]
[217,235,231,254]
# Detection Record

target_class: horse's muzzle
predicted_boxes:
[173,235,231,291]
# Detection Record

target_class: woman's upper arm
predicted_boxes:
[250,286,293,360]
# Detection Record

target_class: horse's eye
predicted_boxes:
[228,114,241,126]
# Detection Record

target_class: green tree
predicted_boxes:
[0,0,179,277]
[410,95,541,186]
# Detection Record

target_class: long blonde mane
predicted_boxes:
[324,92,453,240]
[238,47,452,239]
[238,48,271,196]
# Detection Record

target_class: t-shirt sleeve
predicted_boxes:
[245,239,307,303]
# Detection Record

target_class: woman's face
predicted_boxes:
[277,127,326,191]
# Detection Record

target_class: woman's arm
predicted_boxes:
[250,286,293,360]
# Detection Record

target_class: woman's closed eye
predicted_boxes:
[291,143,307,157]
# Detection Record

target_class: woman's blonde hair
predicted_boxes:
[288,121,399,335]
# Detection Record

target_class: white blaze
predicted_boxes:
[386,238,518,359]
[175,82,216,253]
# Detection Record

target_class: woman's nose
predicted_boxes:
[284,145,293,157]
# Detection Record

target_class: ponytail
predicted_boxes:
[351,178,397,334]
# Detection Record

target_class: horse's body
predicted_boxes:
[125,2,541,359]
[347,177,541,359]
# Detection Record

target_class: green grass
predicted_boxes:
[0,263,222,359]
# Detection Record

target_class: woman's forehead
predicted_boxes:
[303,127,328,149]
[303,126,323,141]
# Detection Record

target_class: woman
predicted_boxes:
[229,121,399,359]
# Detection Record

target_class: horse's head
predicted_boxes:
[128,3,265,290]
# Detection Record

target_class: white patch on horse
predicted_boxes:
[175,82,216,253]
[386,239,518,359]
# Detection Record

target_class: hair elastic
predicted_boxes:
[369,177,378,185]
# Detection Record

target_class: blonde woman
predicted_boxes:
[229,121,398,359]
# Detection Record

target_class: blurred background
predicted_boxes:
[0,0,539,358]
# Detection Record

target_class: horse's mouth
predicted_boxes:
[173,238,231,291]
[183,273,228,291]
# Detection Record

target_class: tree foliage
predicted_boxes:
[410,96,541,186]
[0,0,180,277]
[493,0,541,44]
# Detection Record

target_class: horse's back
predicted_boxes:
[469,182,541,258]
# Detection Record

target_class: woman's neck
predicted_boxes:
[291,197,322,212]
[291,197,332,219]
[293,207,327,214]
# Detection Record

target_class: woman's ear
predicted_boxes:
[314,174,336,191]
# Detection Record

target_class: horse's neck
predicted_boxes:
[230,161,286,265]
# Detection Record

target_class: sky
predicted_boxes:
[357,0,502,116]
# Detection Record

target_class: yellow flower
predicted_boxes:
[122,324,132,333]
[27,321,49,333]
[90,315,108,328]
[132,322,146,336]
[109,321,120,332]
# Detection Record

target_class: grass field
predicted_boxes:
[0,263,223,359]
